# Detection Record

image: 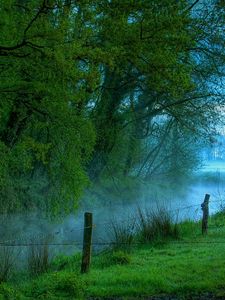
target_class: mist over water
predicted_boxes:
[1,160,225,257]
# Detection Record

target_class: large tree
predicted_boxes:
[88,0,224,183]
[0,0,224,214]
[0,0,99,215]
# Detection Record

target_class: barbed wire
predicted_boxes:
[1,238,225,247]
[1,197,224,246]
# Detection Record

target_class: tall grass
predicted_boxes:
[108,217,136,251]
[137,206,179,243]
[107,206,179,250]
[0,245,17,283]
[27,236,51,277]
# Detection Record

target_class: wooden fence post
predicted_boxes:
[201,194,210,235]
[81,212,93,273]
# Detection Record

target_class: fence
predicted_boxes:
[0,193,225,276]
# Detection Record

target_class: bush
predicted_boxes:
[25,271,85,299]
[0,283,23,300]
[0,246,17,283]
[108,217,136,252]
[137,206,179,243]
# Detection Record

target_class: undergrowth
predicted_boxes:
[27,237,51,277]
[137,206,179,243]
[0,246,17,284]
[1,208,225,299]
[23,271,85,299]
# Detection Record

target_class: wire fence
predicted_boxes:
[0,197,225,248]
[0,195,225,277]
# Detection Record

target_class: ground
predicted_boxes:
[1,212,225,299]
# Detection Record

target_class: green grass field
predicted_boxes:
[1,212,225,299]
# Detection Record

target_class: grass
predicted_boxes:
[0,245,17,284]
[137,206,179,243]
[22,271,85,299]
[108,217,136,252]
[27,237,50,277]
[1,211,225,299]
[85,242,225,298]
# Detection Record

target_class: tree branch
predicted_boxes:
[185,0,201,12]
[122,93,219,130]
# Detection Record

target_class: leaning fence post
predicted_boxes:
[201,194,210,235]
[81,212,93,273]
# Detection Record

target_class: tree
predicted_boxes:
[0,0,98,215]
[86,0,224,201]
[0,0,224,214]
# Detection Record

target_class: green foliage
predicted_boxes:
[108,218,136,252]
[27,238,50,277]
[50,253,81,272]
[0,0,98,215]
[0,246,16,284]
[178,220,200,239]
[84,215,225,298]
[0,283,23,300]
[137,207,179,244]
[110,251,131,265]
[88,0,224,193]
[3,213,225,299]
[24,271,85,299]
[86,242,225,298]
[50,255,71,272]
[0,0,224,215]
[96,251,131,269]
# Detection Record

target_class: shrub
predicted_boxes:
[0,283,23,300]
[25,271,85,299]
[137,206,179,243]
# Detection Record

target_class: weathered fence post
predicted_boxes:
[81,212,93,273]
[201,194,210,235]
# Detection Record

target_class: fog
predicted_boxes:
[1,160,225,259]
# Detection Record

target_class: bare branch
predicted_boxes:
[185,0,201,12]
